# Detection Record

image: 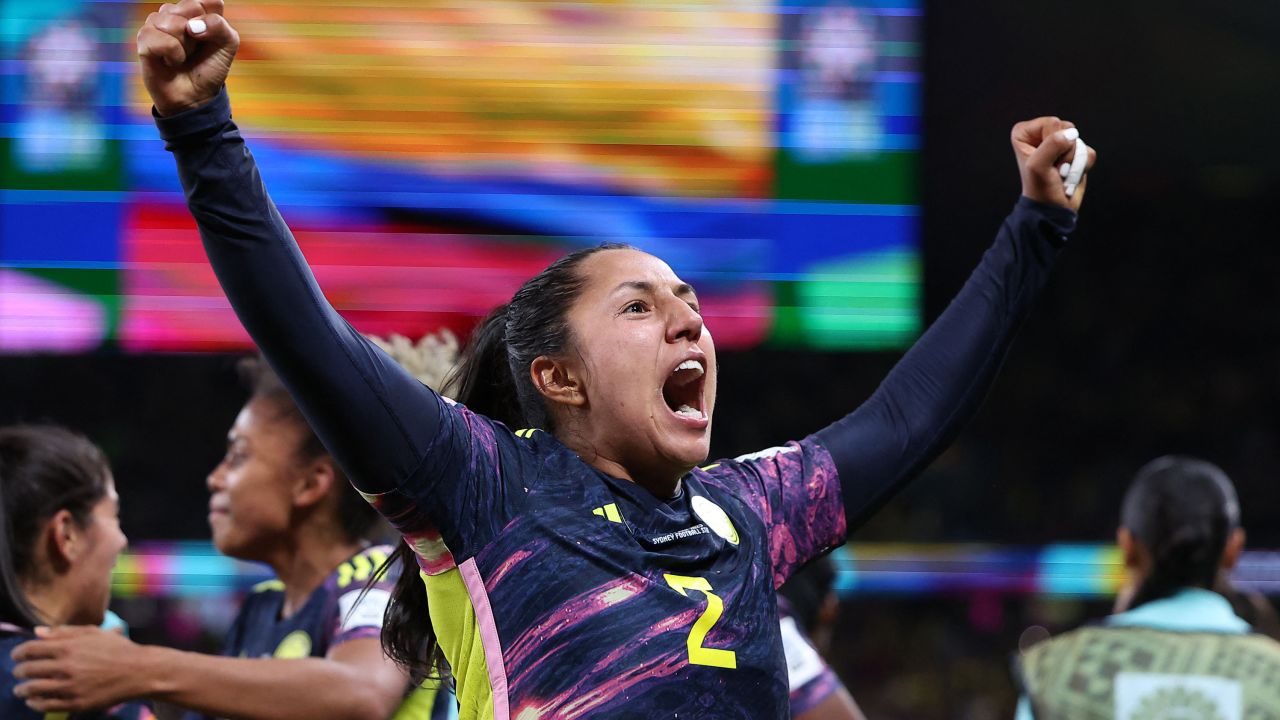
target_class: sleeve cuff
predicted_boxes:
[154,87,232,144]
[1015,195,1077,245]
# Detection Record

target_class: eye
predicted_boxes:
[622,300,648,314]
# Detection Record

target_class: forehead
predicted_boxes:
[232,398,297,441]
[578,248,686,293]
[102,473,118,501]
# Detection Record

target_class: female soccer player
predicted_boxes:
[10,361,454,720]
[1016,457,1280,717]
[0,425,150,720]
[378,333,863,719]
[133,2,1094,717]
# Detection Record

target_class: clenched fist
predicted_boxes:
[137,0,239,116]
[1011,117,1098,212]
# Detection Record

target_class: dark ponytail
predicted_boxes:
[449,242,633,431]
[379,243,632,683]
[0,425,111,627]
[445,305,527,429]
[379,542,440,684]
[1121,456,1239,611]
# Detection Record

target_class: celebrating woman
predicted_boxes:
[128,2,1094,717]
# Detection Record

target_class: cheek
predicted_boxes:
[582,339,653,399]
[229,472,291,529]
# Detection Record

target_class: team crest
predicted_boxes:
[273,630,313,659]
[691,495,739,546]
[1115,673,1239,720]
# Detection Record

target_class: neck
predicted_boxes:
[557,433,686,499]
[21,578,72,626]
[263,521,364,618]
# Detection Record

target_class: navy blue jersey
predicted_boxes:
[156,88,1074,719]
[184,546,454,720]
[363,427,844,719]
[2,627,155,720]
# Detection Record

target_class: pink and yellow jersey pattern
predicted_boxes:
[366,410,845,719]
[157,88,1074,719]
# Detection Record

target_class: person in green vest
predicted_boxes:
[1015,456,1280,719]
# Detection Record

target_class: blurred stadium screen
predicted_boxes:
[2,0,922,353]
[109,541,1280,600]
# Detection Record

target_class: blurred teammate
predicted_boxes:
[12,360,454,719]
[1016,457,1280,718]
[779,557,865,720]
[135,1,1093,716]
[0,425,152,720]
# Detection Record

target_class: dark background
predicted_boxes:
[4,3,1280,718]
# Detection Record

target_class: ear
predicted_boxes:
[1220,527,1245,571]
[1117,527,1139,570]
[46,509,83,568]
[816,592,839,629]
[1114,527,1141,614]
[292,456,337,510]
[530,355,586,409]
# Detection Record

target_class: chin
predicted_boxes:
[667,438,712,471]
[212,531,248,560]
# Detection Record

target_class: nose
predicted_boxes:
[665,296,703,344]
[207,463,225,493]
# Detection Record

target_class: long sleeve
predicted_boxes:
[815,197,1076,530]
[155,89,442,493]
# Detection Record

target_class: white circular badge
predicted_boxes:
[691,495,739,546]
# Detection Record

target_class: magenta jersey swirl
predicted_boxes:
[371,396,846,719]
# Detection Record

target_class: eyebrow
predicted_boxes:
[612,280,698,298]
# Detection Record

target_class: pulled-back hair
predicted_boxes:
[0,425,111,628]
[238,356,381,544]
[1120,455,1240,611]
[379,243,630,684]
[454,242,633,430]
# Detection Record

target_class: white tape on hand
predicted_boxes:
[1064,137,1088,198]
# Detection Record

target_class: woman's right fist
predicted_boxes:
[137,0,239,116]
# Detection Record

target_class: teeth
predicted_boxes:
[671,359,704,383]
[674,404,706,420]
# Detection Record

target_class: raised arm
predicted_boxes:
[138,1,440,492]
[816,118,1096,529]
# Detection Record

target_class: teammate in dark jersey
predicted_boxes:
[778,558,863,720]
[10,362,453,719]
[131,3,1094,717]
[198,544,453,720]
[0,425,151,720]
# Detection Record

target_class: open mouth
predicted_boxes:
[662,358,707,422]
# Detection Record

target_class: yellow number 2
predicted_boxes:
[663,574,737,669]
